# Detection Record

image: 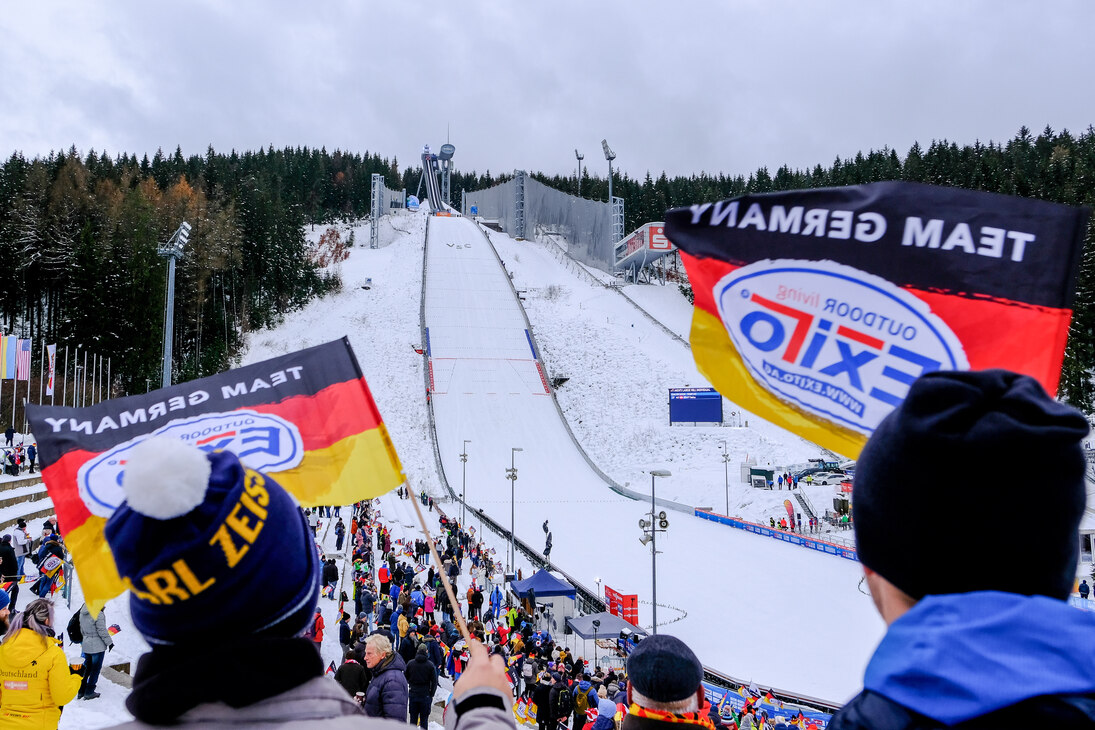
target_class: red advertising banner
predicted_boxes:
[605,585,639,625]
[604,585,623,617]
[621,594,639,625]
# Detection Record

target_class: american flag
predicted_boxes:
[14,339,30,381]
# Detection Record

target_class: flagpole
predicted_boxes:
[38,341,44,406]
[91,353,97,405]
[106,357,111,401]
[62,347,69,407]
[82,349,87,407]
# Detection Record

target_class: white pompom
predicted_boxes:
[122,436,212,520]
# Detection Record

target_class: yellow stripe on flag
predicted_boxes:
[691,307,868,459]
[276,425,405,506]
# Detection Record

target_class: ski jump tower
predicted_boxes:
[420,143,456,213]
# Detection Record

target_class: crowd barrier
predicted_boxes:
[695,510,858,562]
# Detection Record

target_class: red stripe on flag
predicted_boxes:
[835,325,884,350]
[247,377,382,451]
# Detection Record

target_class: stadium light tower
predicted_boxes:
[575,149,584,196]
[460,440,471,527]
[506,447,524,571]
[601,139,616,203]
[158,221,191,388]
[640,469,671,634]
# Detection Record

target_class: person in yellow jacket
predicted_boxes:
[0,598,82,729]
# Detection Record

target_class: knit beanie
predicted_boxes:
[104,437,320,645]
[626,634,703,703]
[854,369,1090,600]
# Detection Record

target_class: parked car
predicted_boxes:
[810,472,846,485]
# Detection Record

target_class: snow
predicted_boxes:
[425,215,882,702]
[39,207,885,727]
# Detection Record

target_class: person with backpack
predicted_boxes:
[573,675,598,730]
[12,518,30,578]
[76,603,114,700]
[552,674,573,730]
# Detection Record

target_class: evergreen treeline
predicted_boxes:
[528,125,1095,413]
[0,145,419,402]
[1,125,1091,416]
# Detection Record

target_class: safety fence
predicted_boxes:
[695,509,859,562]
[465,174,620,273]
[370,173,406,248]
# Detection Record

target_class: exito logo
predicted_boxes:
[78,410,304,517]
[714,260,968,434]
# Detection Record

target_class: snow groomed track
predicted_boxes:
[422,214,884,704]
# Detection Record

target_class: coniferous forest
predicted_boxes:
[0,124,1091,417]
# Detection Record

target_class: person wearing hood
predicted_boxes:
[590,697,621,730]
[829,370,1095,728]
[404,643,438,728]
[363,633,408,720]
[0,598,82,728]
[572,675,598,730]
[533,674,556,730]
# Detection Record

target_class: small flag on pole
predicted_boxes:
[326,661,336,675]
[46,344,57,396]
[1,336,14,379]
[15,339,31,381]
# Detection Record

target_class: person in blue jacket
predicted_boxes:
[830,370,1095,728]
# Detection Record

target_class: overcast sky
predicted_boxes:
[2,1,1092,182]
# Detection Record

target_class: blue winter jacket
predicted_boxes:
[390,607,403,637]
[830,591,1095,728]
[363,652,408,720]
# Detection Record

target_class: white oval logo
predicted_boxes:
[714,259,968,435]
[78,410,304,517]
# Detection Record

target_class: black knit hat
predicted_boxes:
[626,634,703,703]
[854,369,1090,600]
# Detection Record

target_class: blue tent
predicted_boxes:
[510,569,576,599]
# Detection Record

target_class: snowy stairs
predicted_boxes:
[793,491,817,522]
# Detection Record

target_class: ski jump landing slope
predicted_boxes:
[423,215,883,704]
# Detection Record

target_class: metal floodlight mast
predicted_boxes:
[460,440,471,527]
[506,447,523,572]
[575,149,584,196]
[158,221,191,388]
[601,139,616,203]
[720,440,731,516]
[647,469,671,634]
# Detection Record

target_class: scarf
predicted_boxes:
[126,636,323,724]
[628,703,717,730]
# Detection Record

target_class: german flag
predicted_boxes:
[665,182,1088,458]
[27,338,404,613]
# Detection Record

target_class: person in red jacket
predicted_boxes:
[378,564,391,596]
[304,607,325,654]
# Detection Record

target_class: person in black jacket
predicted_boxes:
[404,643,438,728]
[334,647,369,699]
[533,675,555,730]
[0,536,18,607]
[397,626,419,665]
[830,371,1095,729]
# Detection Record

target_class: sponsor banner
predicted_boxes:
[665,181,1089,458]
[696,510,858,562]
[27,338,405,613]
